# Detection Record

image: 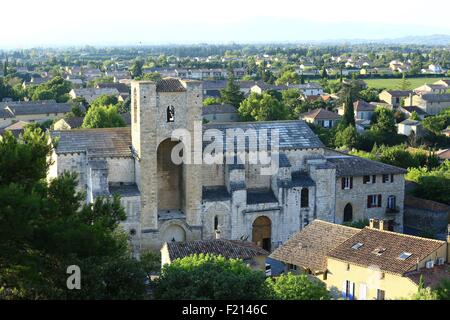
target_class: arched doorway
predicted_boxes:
[157,139,183,211]
[344,203,353,222]
[162,224,186,242]
[252,216,272,251]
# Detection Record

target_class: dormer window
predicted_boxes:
[167,105,175,122]
[351,242,364,250]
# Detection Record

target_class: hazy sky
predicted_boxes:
[1,0,449,48]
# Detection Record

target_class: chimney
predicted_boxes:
[409,93,413,106]
[379,220,389,231]
[369,218,377,229]
[215,230,221,240]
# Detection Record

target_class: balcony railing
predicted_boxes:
[386,206,400,214]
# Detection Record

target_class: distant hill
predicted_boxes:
[310,34,450,46]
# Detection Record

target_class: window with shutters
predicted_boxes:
[377,289,385,300]
[342,177,353,189]
[387,195,396,209]
[363,175,376,184]
[367,194,382,208]
[383,174,394,183]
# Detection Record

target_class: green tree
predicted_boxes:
[397,73,411,90]
[275,70,300,85]
[154,254,267,300]
[0,128,146,299]
[220,71,245,107]
[410,111,420,121]
[82,105,126,128]
[334,125,358,149]
[130,59,144,79]
[265,273,330,300]
[203,97,221,106]
[89,94,119,108]
[238,92,289,121]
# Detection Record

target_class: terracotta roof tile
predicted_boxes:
[166,239,269,261]
[269,220,359,272]
[328,227,446,275]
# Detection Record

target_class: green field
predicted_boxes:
[363,77,450,90]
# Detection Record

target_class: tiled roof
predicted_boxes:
[202,104,237,115]
[203,120,324,151]
[300,108,340,120]
[384,90,412,97]
[50,127,132,158]
[326,155,406,176]
[1,100,71,116]
[96,82,130,93]
[405,264,450,288]
[420,93,450,102]
[401,106,428,116]
[354,100,376,112]
[165,239,269,261]
[64,117,84,128]
[156,78,186,92]
[270,220,359,273]
[328,227,446,275]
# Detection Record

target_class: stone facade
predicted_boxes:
[49,78,407,256]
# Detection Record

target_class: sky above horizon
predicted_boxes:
[1,0,449,48]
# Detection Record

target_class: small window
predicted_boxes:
[399,252,412,260]
[367,194,382,208]
[363,175,376,184]
[351,242,364,250]
[342,177,353,190]
[346,263,350,271]
[214,216,219,231]
[301,188,309,208]
[387,195,396,210]
[167,105,175,122]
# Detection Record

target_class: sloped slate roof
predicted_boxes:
[166,239,269,261]
[7,102,72,115]
[269,220,359,272]
[51,127,132,158]
[420,93,450,102]
[328,227,446,275]
[301,108,340,120]
[326,155,406,176]
[353,100,375,112]
[385,90,412,97]
[203,120,324,151]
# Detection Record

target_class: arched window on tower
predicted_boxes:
[301,188,309,208]
[214,216,219,231]
[133,88,137,123]
[167,105,175,122]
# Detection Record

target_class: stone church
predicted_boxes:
[49,78,406,254]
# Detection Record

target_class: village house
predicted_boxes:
[0,100,72,128]
[0,120,30,137]
[338,100,376,122]
[414,84,447,95]
[69,88,121,103]
[160,238,269,272]
[404,93,450,115]
[379,90,412,108]
[270,219,450,300]
[48,78,407,255]
[397,119,424,137]
[398,106,428,119]
[300,108,340,128]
